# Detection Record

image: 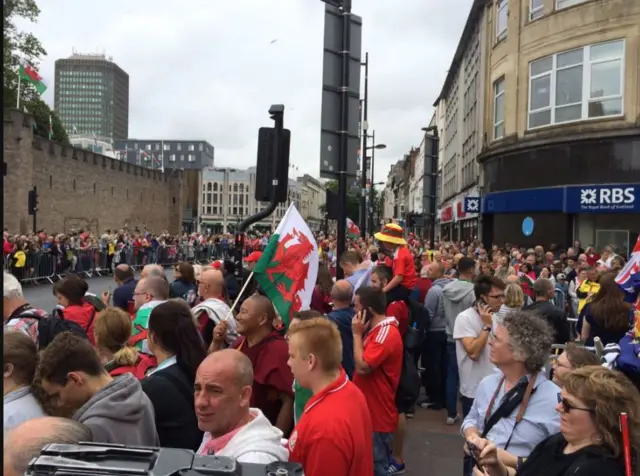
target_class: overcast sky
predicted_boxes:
[20,0,470,184]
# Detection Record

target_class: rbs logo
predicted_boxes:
[580,187,635,207]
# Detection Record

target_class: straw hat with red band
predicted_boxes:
[244,251,263,263]
[374,223,407,246]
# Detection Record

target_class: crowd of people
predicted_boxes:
[3,222,640,476]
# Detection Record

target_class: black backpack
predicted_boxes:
[403,299,430,350]
[19,308,92,349]
[394,347,421,411]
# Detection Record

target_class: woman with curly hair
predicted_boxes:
[463,311,561,474]
[475,365,640,476]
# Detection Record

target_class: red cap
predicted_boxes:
[244,251,263,263]
[211,261,222,269]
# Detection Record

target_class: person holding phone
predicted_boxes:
[453,275,506,476]
[352,286,403,476]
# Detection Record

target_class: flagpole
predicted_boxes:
[161,140,165,173]
[48,114,53,140]
[223,271,255,321]
[16,72,21,109]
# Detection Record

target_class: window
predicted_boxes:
[180,154,185,161]
[177,143,182,151]
[163,143,170,151]
[493,77,505,139]
[169,154,176,161]
[155,143,160,151]
[188,154,195,162]
[199,144,204,151]
[146,144,152,151]
[188,144,195,151]
[496,0,508,41]
[556,0,588,9]
[528,40,624,129]
[530,0,543,20]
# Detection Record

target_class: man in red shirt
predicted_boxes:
[287,317,373,476]
[211,295,294,436]
[374,224,417,302]
[352,286,403,476]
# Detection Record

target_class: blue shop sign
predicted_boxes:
[483,184,640,214]
[565,184,638,213]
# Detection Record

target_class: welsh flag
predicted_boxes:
[253,203,319,328]
[347,217,360,239]
[19,60,47,95]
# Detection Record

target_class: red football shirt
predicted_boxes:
[288,369,373,476]
[353,317,403,433]
[393,246,417,289]
[233,332,294,426]
[386,300,409,336]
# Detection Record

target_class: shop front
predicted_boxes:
[439,205,455,241]
[482,183,640,253]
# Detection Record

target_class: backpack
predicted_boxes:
[403,299,430,350]
[19,308,90,349]
[394,347,422,411]
[109,353,158,380]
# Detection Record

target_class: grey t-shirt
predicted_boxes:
[453,307,495,399]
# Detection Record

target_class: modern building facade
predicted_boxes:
[199,167,302,233]
[479,0,640,254]
[113,139,215,171]
[433,1,486,242]
[54,53,129,142]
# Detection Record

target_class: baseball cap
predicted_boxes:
[244,251,263,263]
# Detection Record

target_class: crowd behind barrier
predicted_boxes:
[3,243,245,284]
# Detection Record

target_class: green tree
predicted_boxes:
[324,179,379,224]
[4,0,69,145]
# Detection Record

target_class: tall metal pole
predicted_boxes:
[359,52,368,238]
[368,130,375,235]
[336,0,352,279]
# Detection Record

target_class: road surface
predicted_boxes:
[23,272,463,475]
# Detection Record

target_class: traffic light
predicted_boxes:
[28,186,38,216]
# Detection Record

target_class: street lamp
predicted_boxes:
[364,130,386,235]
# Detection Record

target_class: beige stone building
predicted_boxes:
[478,0,640,252]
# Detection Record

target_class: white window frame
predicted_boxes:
[529,0,543,20]
[493,77,506,139]
[556,0,588,10]
[169,154,176,162]
[496,0,508,41]
[527,39,625,130]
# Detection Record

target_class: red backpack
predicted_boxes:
[109,353,158,380]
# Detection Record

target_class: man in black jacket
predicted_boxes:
[523,278,569,344]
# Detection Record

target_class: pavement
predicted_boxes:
[23,271,464,474]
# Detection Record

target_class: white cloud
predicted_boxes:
[19,0,471,182]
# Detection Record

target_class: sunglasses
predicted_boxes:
[557,393,594,414]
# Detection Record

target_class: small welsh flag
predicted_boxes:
[347,217,360,239]
[253,203,319,328]
[19,60,47,95]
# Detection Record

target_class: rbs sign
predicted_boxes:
[574,186,637,212]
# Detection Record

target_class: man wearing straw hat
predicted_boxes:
[374,223,418,303]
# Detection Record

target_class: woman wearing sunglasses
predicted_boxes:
[473,366,640,476]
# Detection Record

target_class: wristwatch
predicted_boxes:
[482,325,491,332]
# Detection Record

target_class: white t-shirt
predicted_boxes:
[453,306,495,399]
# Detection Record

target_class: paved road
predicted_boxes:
[23,269,176,311]
[23,273,463,474]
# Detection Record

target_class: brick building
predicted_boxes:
[3,109,183,235]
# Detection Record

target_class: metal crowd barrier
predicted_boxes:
[2,242,254,284]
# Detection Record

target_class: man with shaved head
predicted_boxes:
[194,349,288,464]
[211,295,294,435]
[4,417,93,476]
[129,276,170,353]
[140,264,166,281]
[327,279,355,378]
[192,268,238,347]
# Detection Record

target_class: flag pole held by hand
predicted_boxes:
[223,271,254,321]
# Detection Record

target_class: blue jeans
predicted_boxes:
[373,432,393,476]
[445,341,459,418]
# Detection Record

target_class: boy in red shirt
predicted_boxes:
[374,224,417,302]
[287,317,373,476]
[352,286,403,476]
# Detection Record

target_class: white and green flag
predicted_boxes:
[253,203,319,328]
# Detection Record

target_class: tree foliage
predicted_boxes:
[4,0,69,145]
[323,179,380,223]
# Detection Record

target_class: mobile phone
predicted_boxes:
[474,299,486,309]
[465,440,484,472]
